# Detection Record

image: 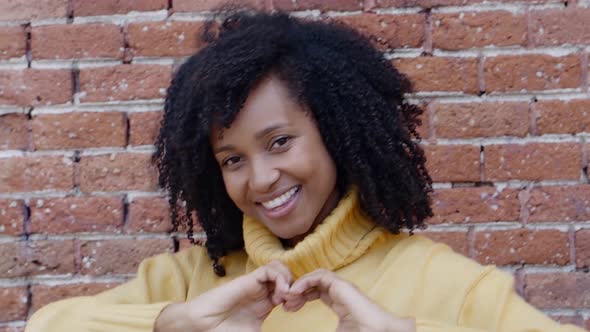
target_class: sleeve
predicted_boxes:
[411,241,586,332]
[25,245,209,332]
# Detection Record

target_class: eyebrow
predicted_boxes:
[213,123,289,154]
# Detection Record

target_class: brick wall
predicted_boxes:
[0,0,589,330]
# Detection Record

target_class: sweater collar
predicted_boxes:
[242,188,386,278]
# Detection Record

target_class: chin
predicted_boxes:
[269,220,312,240]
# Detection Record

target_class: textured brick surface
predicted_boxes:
[526,185,590,222]
[429,187,520,224]
[0,0,68,21]
[474,229,570,265]
[128,111,162,146]
[394,57,479,93]
[0,240,75,278]
[127,196,173,233]
[525,272,590,309]
[433,102,529,138]
[0,287,28,321]
[31,24,123,60]
[338,14,425,49]
[32,112,126,150]
[423,144,481,182]
[0,199,24,236]
[575,229,590,268]
[78,153,158,192]
[418,231,469,256]
[127,21,205,57]
[173,0,264,11]
[29,196,124,234]
[535,99,590,135]
[79,65,171,102]
[79,238,173,275]
[484,55,581,92]
[0,70,72,107]
[0,113,29,150]
[484,143,581,181]
[0,156,74,193]
[31,283,120,313]
[0,26,27,60]
[73,0,167,16]
[530,9,590,46]
[432,11,527,50]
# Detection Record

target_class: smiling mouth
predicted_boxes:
[257,185,301,218]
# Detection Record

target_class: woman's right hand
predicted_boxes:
[155,260,292,332]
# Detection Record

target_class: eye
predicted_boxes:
[222,155,242,167]
[270,136,291,149]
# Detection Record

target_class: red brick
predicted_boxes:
[473,229,569,265]
[29,196,124,234]
[178,236,205,250]
[549,315,585,328]
[273,0,361,11]
[129,111,162,146]
[32,112,126,150]
[127,21,204,58]
[429,187,520,224]
[30,282,119,313]
[432,11,526,50]
[0,199,24,236]
[418,231,469,256]
[0,325,25,332]
[0,156,74,193]
[484,54,581,92]
[527,185,590,223]
[530,9,590,46]
[0,70,72,107]
[394,57,478,93]
[433,102,529,138]
[369,0,565,8]
[369,0,469,8]
[0,287,28,322]
[0,327,24,332]
[0,113,29,150]
[79,238,173,275]
[73,0,167,16]
[0,0,67,21]
[535,99,590,135]
[484,143,581,181]
[79,65,170,103]
[0,26,27,60]
[575,229,590,268]
[423,144,480,182]
[78,153,158,192]
[127,196,173,233]
[525,272,590,309]
[338,14,425,50]
[0,240,75,278]
[173,0,263,11]
[31,24,123,60]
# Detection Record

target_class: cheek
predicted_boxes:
[221,172,248,209]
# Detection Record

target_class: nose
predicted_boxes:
[248,157,279,194]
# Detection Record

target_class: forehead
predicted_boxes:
[211,76,307,144]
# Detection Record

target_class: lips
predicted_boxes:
[257,185,301,219]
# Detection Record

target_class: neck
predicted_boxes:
[282,188,341,247]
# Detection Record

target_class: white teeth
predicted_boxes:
[261,187,298,209]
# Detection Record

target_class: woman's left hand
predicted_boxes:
[283,269,416,332]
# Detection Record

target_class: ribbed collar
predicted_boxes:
[242,189,386,278]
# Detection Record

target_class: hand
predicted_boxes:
[185,260,292,332]
[284,269,415,332]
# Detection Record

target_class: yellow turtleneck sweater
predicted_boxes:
[25,190,584,332]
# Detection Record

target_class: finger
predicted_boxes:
[289,269,335,295]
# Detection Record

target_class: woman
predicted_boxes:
[25,9,584,332]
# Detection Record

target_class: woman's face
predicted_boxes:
[210,75,339,244]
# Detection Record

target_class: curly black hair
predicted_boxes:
[153,8,433,277]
